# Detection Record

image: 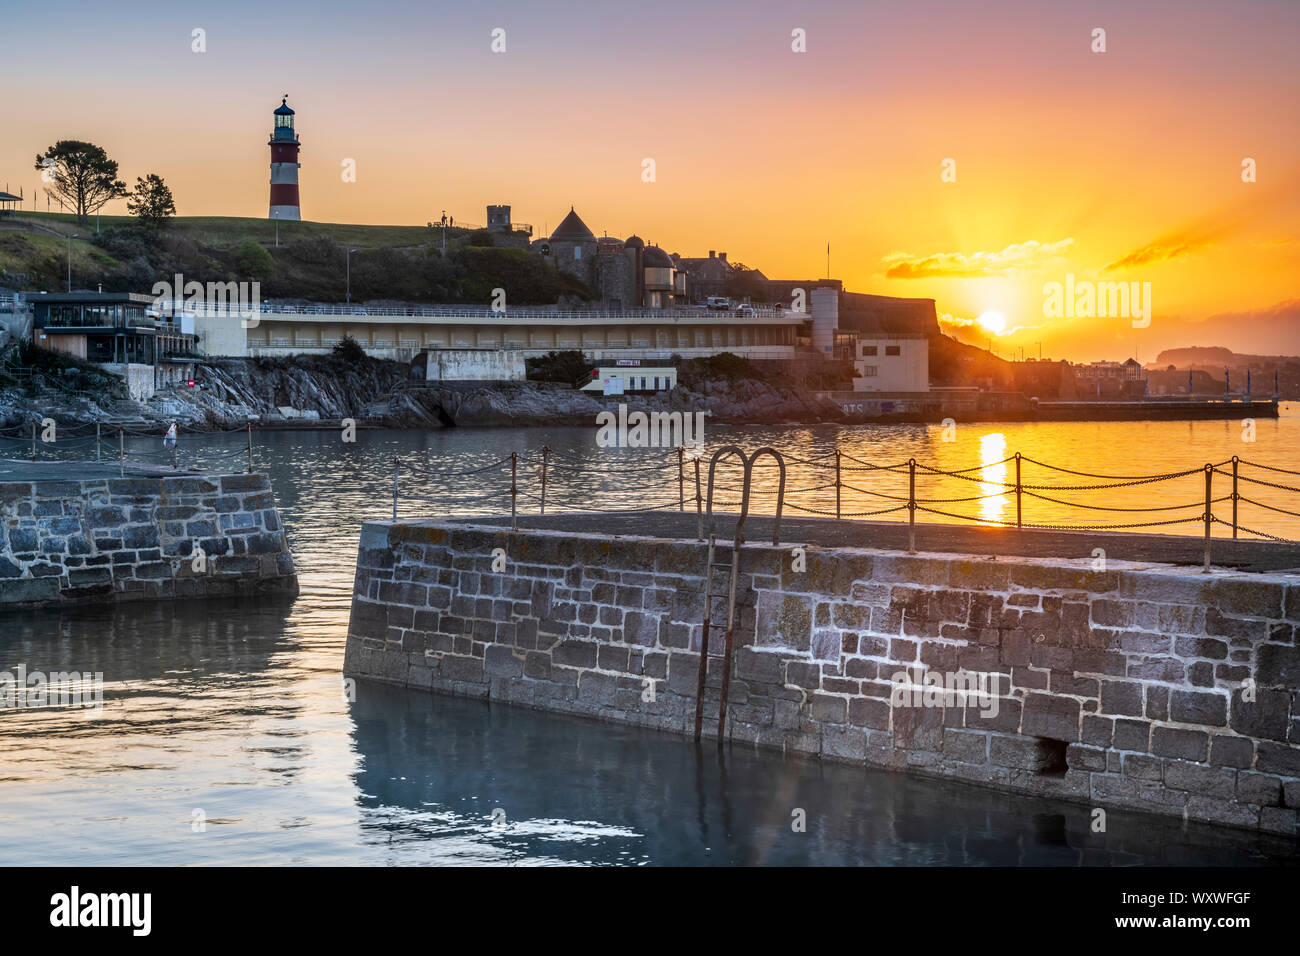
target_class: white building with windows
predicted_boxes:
[579,361,677,395]
[851,332,929,392]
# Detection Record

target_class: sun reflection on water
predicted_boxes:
[978,433,1010,525]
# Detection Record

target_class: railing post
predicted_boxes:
[1231,456,1238,539]
[678,446,684,512]
[540,446,549,515]
[118,429,124,478]
[1015,452,1022,530]
[392,457,399,521]
[30,422,35,462]
[1202,463,1212,572]
[834,448,842,520]
[694,458,703,541]
[247,422,254,474]
[908,458,917,553]
[510,451,518,530]
[96,420,101,463]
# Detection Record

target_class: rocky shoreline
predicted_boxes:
[0,356,849,433]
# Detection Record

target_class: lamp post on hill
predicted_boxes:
[346,248,357,304]
[273,209,280,248]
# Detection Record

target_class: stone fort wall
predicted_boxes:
[0,472,297,606]
[344,520,1300,835]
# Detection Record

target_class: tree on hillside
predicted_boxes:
[34,140,128,225]
[236,239,275,280]
[127,173,176,228]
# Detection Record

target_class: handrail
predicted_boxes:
[176,304,800,320]
[704,445,786,546]
[705,445,751,542]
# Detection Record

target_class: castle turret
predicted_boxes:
[268,96,301,221]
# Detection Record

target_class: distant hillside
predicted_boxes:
[1151,346,1300,399]
[1154,346,1299,367]
[0,212,593,305]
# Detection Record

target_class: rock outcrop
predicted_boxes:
[1,356,847,432]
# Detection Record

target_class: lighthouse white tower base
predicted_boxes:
[268,96,302,221]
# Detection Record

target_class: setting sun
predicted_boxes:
[977,310,1007,335]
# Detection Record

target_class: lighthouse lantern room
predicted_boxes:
[268,95,301,221]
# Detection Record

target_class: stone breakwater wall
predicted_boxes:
[0,473,297,606]
[344,520,1300,835]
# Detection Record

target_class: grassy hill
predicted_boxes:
[0,212,592,305]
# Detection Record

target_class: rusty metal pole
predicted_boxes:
[1202,463,1212,572]
[908,458,917,553]
[1015,452,1022,530]
[694,535,716,742]
[835,449,842,520]
[392,456,399,521]
[96,420,101,463]
[678,446,684,512]
[510,451,518,530]
[247,422,253,474]
[1231,456,1238,539]
[694,458,703,541]
[717,539,741,741]
[118,429,124,478]
[30,422,35,462]
[540,445,549,515]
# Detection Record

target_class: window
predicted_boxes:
[885,345,901,356]
[573,246,582,260]
[861,345,878,356]
[860,366,878,376]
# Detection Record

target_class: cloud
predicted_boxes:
[937,311,1032,337]
[1100,228,1220,273]
[882,239,1074,279]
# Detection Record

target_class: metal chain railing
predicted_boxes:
[387,444,1300,570]
[0,419,259,476]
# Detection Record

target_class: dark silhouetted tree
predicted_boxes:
[34,140,128,225]
[127,173,176,228]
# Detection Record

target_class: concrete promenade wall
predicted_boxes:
[0,472,297,606]
[344,520,1300,835]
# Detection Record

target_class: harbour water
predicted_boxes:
[1,415,1298,866]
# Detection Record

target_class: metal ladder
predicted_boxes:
[692,446,786,742]
[693,535,742,740]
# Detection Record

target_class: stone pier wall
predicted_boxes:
[0,472,297,606]
[344,520,1300,835]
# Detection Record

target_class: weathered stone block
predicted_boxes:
[1151,726,1208,762]
[1169,689,1227,727]
[1229,688,1291,742]
[1021,693,1079,742]
[1099,680,1143,717]
[1163,762,1235,798]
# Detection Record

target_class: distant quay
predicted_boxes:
[0,462,297,608]
[822,391,1280,424]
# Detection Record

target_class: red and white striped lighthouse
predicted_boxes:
[268,95,301,221]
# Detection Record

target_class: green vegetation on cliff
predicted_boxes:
[0,212,593,305]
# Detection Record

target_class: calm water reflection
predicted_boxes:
[0,418,1297,865]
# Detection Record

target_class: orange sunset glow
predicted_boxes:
[3,0,1297,361]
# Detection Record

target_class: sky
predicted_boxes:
[2,0,1297,362]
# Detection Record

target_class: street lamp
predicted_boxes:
[346,248,357,304]
[66,234,78,292]
[273,209,280,248]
